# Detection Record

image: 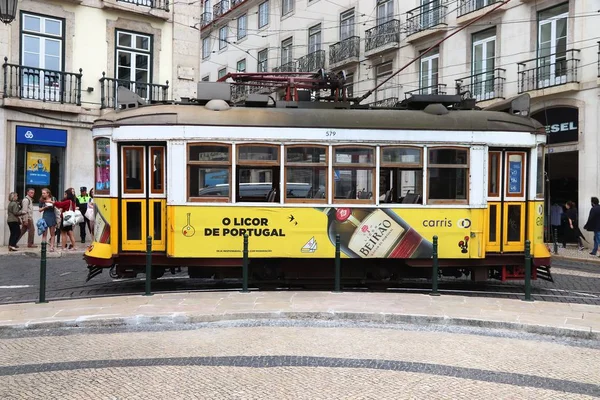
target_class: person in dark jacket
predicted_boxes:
[584,197,600,255]
[563,201,584,250]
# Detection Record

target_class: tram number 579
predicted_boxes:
[325,130,337,137]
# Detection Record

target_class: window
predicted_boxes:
[472,29,496,100]
[538,3,568,87]
[202,37,211,59]
[237,144,280,202]
[281,37,293,65]
[123,146,145,194]
[150,146,165,194]
[282,0,294,16]
[258,1,269,28]
[116,30,152,96]
[376,0,393,26]
[488,151,501,198]
[340,9,355,40]
[237,15,247,40]
[285,146,327,202]
[219,27,228,50]
[506,152,525,197]
[218,68,227,79]
[188,144,231,201]
[536,146,545,198]
[380,147,423,204]
[236,59,246,72]
[421,0,441,29]
[428,148,469,203]
[419,47,439,94]
[95,138,111,195]
[258,49,268,72]
[375,61,393,101]
[21,13,64,100]
[308,24,322,54]
[333,147,375,203]
[201,75,210,81]
[345,72,354,98]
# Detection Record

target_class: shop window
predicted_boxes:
[428,148,469,203]
[188,143,231,201]
[237,144,279,202]
[285,146,327,202]
[333,146,375,203]
[380,147,423,204]
[95,138,111,194]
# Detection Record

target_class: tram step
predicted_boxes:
[536,265,554,283]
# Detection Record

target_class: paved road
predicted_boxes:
[0,253,599,305]
[1,320,599,399]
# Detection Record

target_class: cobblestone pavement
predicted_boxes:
[0,253,599,305]
[1,321,599,399]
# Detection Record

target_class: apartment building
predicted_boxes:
[0,0,202,245]
[199,0,599,236]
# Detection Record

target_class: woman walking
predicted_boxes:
[52,188,78,251]
[563,201,584,250]
[6,192,23,251]
[88,188,95,237]
[38,188,57,252]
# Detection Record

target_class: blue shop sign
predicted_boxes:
[16,126,67,147]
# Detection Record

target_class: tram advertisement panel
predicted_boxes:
[172,207,485,259]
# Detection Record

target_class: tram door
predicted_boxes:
[486,150,527,253]
[120,144,167,252]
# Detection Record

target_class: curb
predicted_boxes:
[1,311,598,341]
[551,254,600,265]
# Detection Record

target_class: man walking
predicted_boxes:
[18,188,36,248]
[584,197,600,255]
[76,186,91,243]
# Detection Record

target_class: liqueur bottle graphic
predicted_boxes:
[318,207,433,259]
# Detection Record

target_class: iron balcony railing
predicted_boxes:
[406,83,447,97]
[458,0,499,17]
[201,12,212,26]
[517,49,580,93]
[273,61,297,73]
[297,50,326,72]
[368,97,398,108]
[406,1,447,36]
[330,36,360,65]
[455,68,505,102]
[117,0,169,10]
[2,58,82,105]
[365,20,400,53]
[99,72,169,109]
[213,0,229,19]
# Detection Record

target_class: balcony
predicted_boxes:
[201,0,248,30]
[201,12,212,27]
[368,97,398,108]
[99,73,169,109]
[117,0,169,11]
[406,1,447,40]
[329,36,360,69]
[2,58,82,107]
[455,68,505,102]
[273,61,297,73]
[297,50,326,73]
[213,0,229,19]
[365,20,400,57]
[458,0,499,17]
[517,49,580,94]
[405,84,447,97]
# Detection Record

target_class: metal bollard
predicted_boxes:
[553,227,558,254]
[524,239,533,302]
[334,234,341,293]
[37,242,48,304]
[241,234,249,293]
[430,236,440,296]
[144,236,153,296]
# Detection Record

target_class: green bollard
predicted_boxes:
[430,236,440,296]
[241,234,249,293]
[524,239,533,302]
[144,236,153,296]
[334,234,341,293]
[37,242,48,304]
[553,227,558,255]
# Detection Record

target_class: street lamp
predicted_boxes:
[0,0,18,24]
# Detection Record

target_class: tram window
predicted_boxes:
[150,147,165,194]
[488,151,501,198]
[236,144,280,202]
[94,138,110,194]
[187,143,231,202]
[123,147,144,194]
[285,146,327,202]
[380,147,423,204]
[427,148,469,203]
[536,146,544,198]
[333,146,375,203]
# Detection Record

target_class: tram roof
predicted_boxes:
[94,103,543,133]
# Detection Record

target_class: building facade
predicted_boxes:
[0,0,202,245]
[199,0,599,240]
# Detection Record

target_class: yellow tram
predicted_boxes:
[84,86,551,283]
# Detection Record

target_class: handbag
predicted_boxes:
[74,209,84,224]
[85,204,95,221]
[63,210,76,226]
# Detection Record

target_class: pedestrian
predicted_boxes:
[6,192,23,252]
[563,201,584,250]
[38,188,57,252]
[584,196,600,256]
[76,186,91,243]
[550,202,563,244]
[17,188,37,248]
[53,195,61,246]
[52,188,78,251]
[88,188,95,237]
